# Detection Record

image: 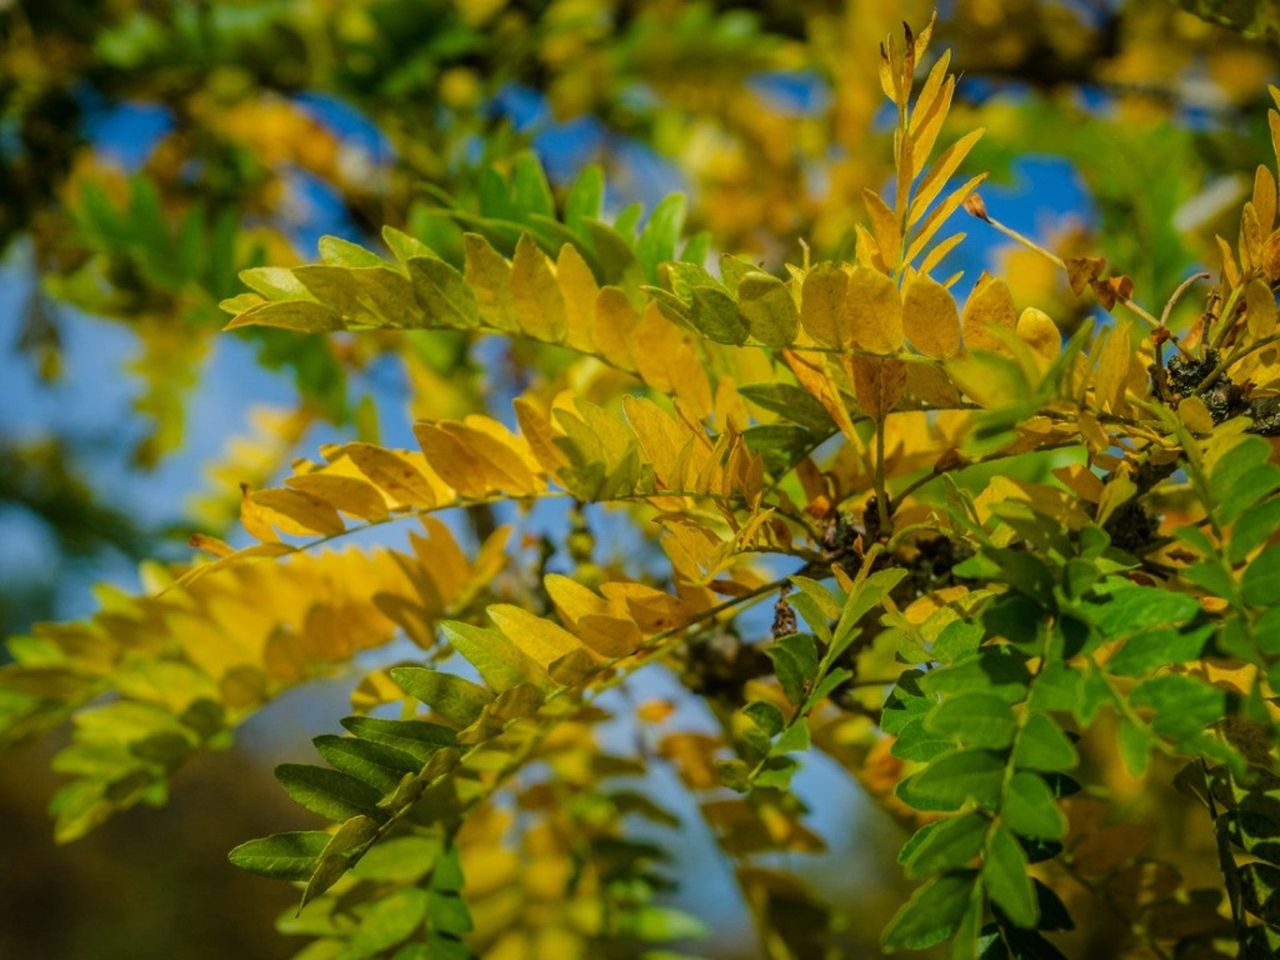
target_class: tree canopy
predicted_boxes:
[6,2,1280,958]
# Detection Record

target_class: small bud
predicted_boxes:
[963,193,990,222]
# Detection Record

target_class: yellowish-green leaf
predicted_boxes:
[961,275,1016,353]
[846,265,903,354]
[902,274,961,359]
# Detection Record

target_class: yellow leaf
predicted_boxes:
[904,361,961,408]
[170,542,296,591]
[1051,464,1105,503]
[413,419,539,497]
[908,129,984,227]
[783,349,860,444]
[800,262,850,348]
[285,473,390,522]
[344,442,439,508]
[909,50,951,135]
[544,574,641,657]
[861,189,902,267]
[1247,277,1278,339]
[1242,203,1262,272]
[632,302,713,418]
[854,223,885,271]
[459,415,544,485]
[623,395,690,488]
[250,488,346,537]
[901,274,961,359]
[1271,108,1280,179]
[463,233,518,332]
[1178,396,1216,434]
[1016,307,1061,372]
[1075,411,1110,453]
[1255,165,1277,236]
[486,605,584,668]
[510,233,566,342]
[1091,322,1133,414]
[919,232,966,275]
[1216,235,1241,290]
[945,351,1028,409]
[599,581,694,634]
[846,264,903,354]
[1095,472,1137,528]
[513,395,568,474]
[555,243,599,355]
[593,286,639,370]
[850,355,907,421]
[189,533,235,558]
[909,76,955,179]
[961,274,1017,353]
[240,485,279,542]
[905,173,987,265]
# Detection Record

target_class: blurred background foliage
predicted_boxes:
[2,0,1279,955]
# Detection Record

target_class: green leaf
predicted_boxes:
[274,764,386,822]
[632,904,710,942]
[636,194,687,282]
[924,693,1017,749]
[921,650,1031,705]
[421,934,473,960]
[389,667,493,728]
[766,633,818,707]
[225,299,344,333]
[1002,772,1066,840]
[770,719,812,757]
[808,666,853,705]
[1027,666,1081,712]
[227,831,331,880]
[339,716,458,764]
[351,835,442,883]
[688,285,748,344]
[1210,434,1272,504]
[718,253,755,293]
[1012,714,1078,773]
[564,164,604,235]
[737,271,799,347]
[1087,581,1199,638]
[1243,547,1280,609]
[1117,718,1156,777]
[406,256,480,330]
[742,423,825,475]
[510,152,555,220]
[427,889,474,936]
[882,871,978,950]
[902,813,988,880]
[833,568,908,656]
[681,229,711,265]
[932,621,984,661]
[439,621,541,691]
[1129,675,1228,742]
[739,383,836,433]
[319,235,387,268]
[312,735,419,794]
[982,825,1039,928]
[891,717,954,762]
[342,888,430,959]
[1229,497,1280,564]
[1218,464,1280,525]
[1107,623,1214,676]
[305,814,381,908]
[899,749,1004,812]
